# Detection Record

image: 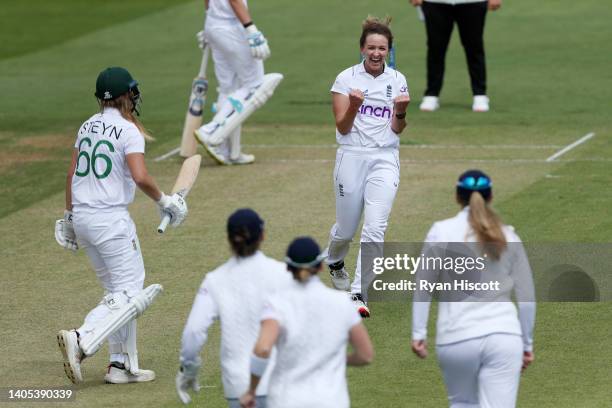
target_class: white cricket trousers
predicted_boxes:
[72,208,145,363]
[327,146,400,294]
[204,17,265,155]
[436,334,523,408]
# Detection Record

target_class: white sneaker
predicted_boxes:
[104,363,156,384]
[329,262,350,291]
[350,293,370,318]
[419,96,440,112]
[199,139,232,165]
[194,121,225,146]
[230,153,255,165]
[57,330,84,384]
[472,95,490,112]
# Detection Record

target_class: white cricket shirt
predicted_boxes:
[331,63,409,148]
[71,108,144,211]
[262,276,362,408]
[412,207,536,351]
[207,0,248,22]
[180,251,292,398]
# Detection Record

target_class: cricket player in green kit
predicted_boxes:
[55,67,188,384]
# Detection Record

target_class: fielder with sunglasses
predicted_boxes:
[411,170,536,408]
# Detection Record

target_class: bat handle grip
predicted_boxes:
[157,213,171,234]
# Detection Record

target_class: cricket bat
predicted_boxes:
[157,154,202,234]
[179,45,210,158]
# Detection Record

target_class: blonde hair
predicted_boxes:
[99,94,153,141]
[360,15,393,49]
[467,192,507,259]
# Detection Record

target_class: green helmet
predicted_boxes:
[95,67,139,101]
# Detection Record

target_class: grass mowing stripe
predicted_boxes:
[0,0,194,61]
[0,160,68,219]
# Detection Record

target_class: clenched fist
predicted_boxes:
[348,89,365,109]
[394,95,411,115]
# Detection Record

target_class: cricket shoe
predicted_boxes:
[105,362,155,384]
[230,153,255,165]
[351,293,370,318]
[194,123,224,148]
[472,95,490,112]
[198,138,232,165]
[329,261,350,291]
[419,96,440,112]
[57,329,84,384]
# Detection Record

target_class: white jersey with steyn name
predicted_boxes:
[71,108,144,211]
[180,251,292,399]
[206,0,247,22]
[331,63,409,148]
[262,276,362,408]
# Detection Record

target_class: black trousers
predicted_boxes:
[422,1,488,96]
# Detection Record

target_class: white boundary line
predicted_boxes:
[154,143,562,161]
[546,132,595,162]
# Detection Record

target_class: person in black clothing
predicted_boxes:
[410,0,502,112]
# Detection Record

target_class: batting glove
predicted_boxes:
[246,25,271,60]
[176,361,201,404]
[54,210,78,251]
[157,193,188,227]
[195,30,206,50]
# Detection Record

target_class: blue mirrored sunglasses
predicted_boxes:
[457,176,491,190]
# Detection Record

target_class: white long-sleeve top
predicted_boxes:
[412,207,536,351]
[180,251,292,398]
[261,276,362,408]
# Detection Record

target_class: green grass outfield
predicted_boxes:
[1,0,611,407]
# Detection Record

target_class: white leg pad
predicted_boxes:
[108,320,139,373]
[199,73,283,146]
[229,126,241,161]
[80,284,162,357]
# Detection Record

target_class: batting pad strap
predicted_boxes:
[250,354,269,378]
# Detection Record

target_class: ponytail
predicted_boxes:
[228,226,262,258]
[288,266,317,283]
[99,93,153,141]
[468,192,507,259]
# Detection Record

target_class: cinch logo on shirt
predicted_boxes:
[359,104,391,119]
